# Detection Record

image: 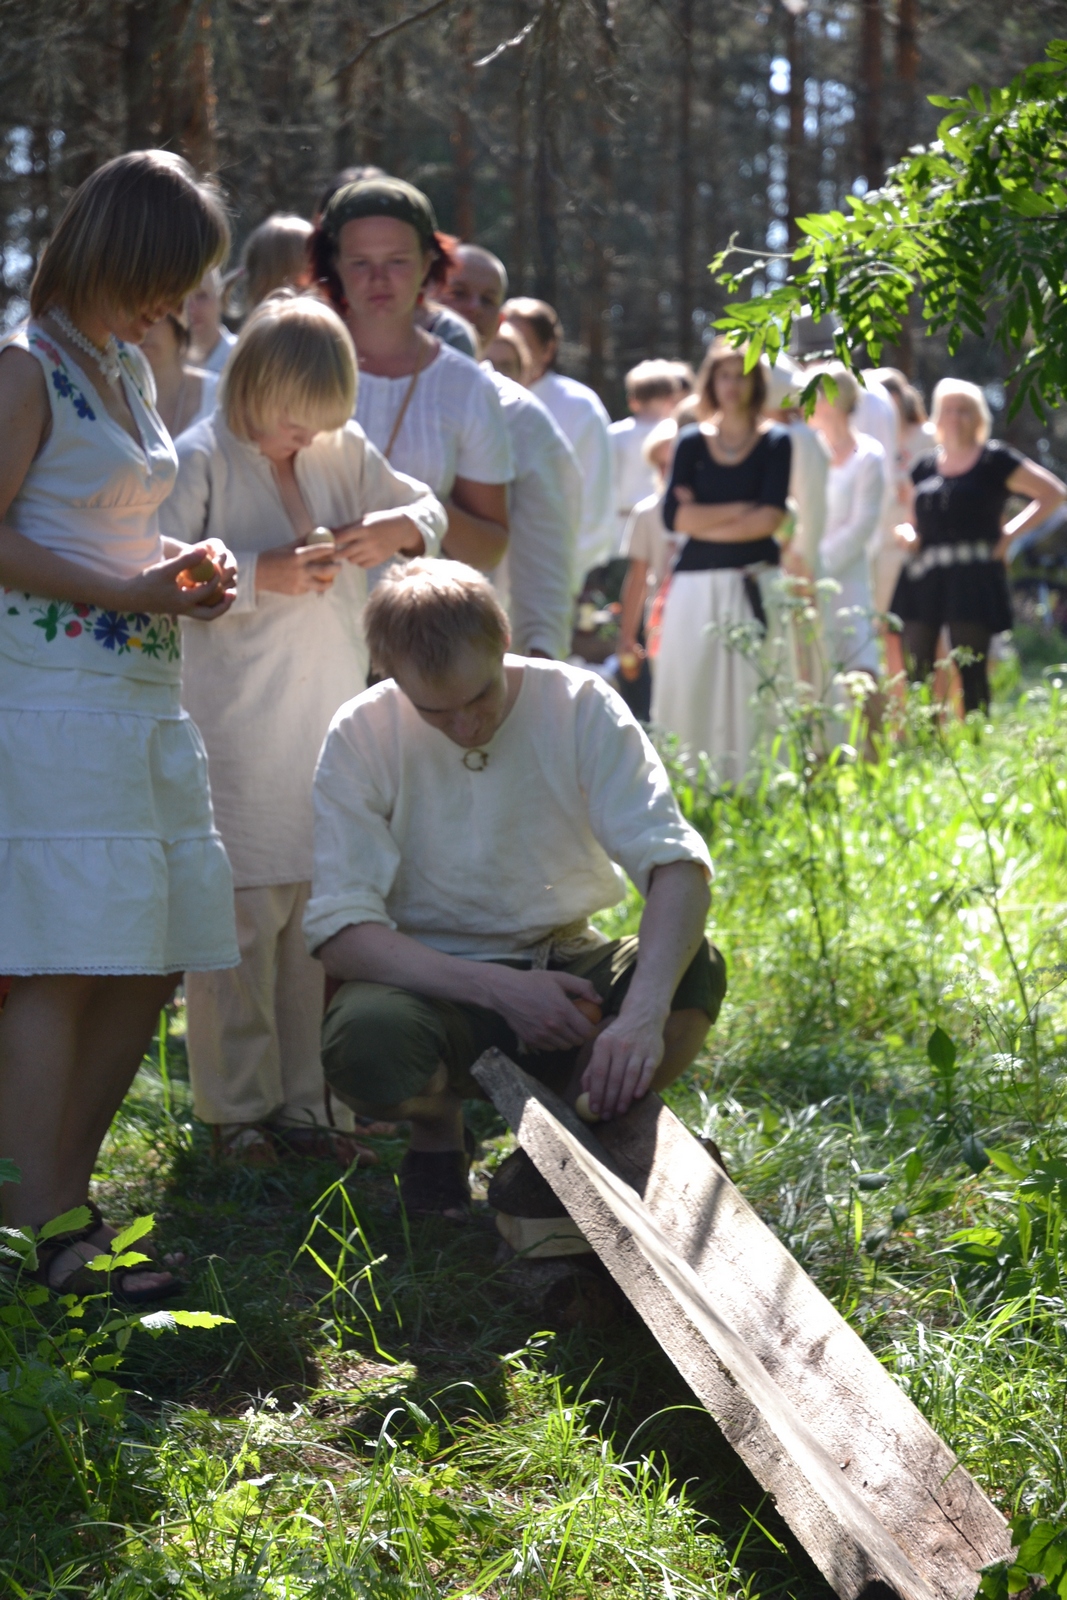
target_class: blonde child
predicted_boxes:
[617,417,681,674]
[161,295,447,1164]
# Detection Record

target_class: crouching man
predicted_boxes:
[303,559,725,1219]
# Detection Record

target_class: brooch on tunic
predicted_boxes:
[462,748,490,771]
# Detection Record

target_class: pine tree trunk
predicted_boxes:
[453,5,475,238]
[676,0,694,361]
[858,0,883,189]
[533,0,559,304]
[124,0,156,150]
[785,8,805,247]
[585,0,615,393]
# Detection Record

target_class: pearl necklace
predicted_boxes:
[50,307,122,386]
[713,427,757,461]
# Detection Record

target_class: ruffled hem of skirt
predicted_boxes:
[0,833,239,975]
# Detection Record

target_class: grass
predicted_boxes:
[3,652,1067,1599]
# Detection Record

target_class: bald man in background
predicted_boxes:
[441,246,580,659]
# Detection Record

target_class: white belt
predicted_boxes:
[906,541,996,581]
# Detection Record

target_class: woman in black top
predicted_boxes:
[892,379,1064,712]
[651,341,791,784]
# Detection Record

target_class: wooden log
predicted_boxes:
[473,1049,1011,1600]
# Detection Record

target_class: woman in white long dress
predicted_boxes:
[651,343,791,786]
[310,177,511,574]
[0,151,239,1299]
[161,295,447,1164]
[811,364,886,741]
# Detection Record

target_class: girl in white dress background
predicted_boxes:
[162,295,447,1166]
[811,364,887,742]
[0,152,239,1299]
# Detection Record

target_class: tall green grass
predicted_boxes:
[3,672,1067,1599]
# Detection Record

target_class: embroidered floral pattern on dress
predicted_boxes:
[29,332,98,422]
[3,590,180,661]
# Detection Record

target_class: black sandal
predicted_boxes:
[31,1200,184,1305]
[399,1149,471,1219]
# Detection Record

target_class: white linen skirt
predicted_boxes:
[651,566,780,788]
[0,660,239,976]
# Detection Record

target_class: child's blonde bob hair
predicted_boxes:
[813,361,861,415]
[31,150,229,322]
[931,378,992,444]
[223,294,357,441]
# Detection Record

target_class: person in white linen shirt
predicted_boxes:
[185,267,237,374]
[304,560,725,1221]
[811,365,887,746]
[140,310,218,438]
[616,417,682,703]
[310,177,511,574]
[609,360,692,555]
[161,296,447,1167]
[761,355,831,696]
[438,244,581,658]
[503,296,616,581]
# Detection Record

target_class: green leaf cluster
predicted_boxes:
[712,40,1067,416]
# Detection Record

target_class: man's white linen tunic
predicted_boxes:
[304,658,711,961]
[161,413,447,889]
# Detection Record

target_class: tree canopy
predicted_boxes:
[714,39,1067,416]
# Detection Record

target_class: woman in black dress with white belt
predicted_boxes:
[893,379,1064,713]
[652,342,791,785]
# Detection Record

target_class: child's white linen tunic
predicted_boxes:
[161,413,447,889]
[304,658,712,962]
[0,324,238,975]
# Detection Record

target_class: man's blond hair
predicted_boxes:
[223,293,356,440]
[365,559,510,680]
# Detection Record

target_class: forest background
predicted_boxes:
[3,0,1067,456]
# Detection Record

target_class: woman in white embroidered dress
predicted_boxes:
[0,152,239,1300]
[161,295,446,1165]
[309,177,511,574]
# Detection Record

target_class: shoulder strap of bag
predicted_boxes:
[383,339,429,461]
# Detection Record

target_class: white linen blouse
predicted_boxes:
[160,412,447,887]
[304,657,712,962]
[487,369,580,659]
[354,338,512,498]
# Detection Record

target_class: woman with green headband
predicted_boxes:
[311,179,512,574]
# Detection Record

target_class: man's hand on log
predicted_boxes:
[580,1008,667,1121]
[486,968,602,1052]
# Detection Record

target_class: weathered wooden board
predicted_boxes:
[473,1049,1011,1600]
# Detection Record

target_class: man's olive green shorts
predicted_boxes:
[321,935,726,1111]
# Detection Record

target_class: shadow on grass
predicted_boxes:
[93,1063,833,1600]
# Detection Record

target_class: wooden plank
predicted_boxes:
[473,1049,1011,1600]
[593,1094,1011,1600]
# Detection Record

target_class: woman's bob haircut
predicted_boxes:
[697,338,767,418]
[31,150,229,322]
[931,378,992,444]
[223,293,357,441]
